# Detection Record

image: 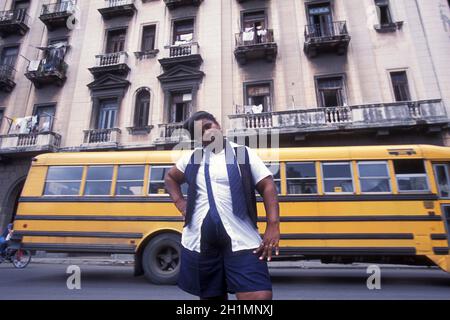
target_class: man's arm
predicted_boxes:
[254,176,280,261]
[164,166,187,217]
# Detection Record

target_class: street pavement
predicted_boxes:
[1,260,450,300]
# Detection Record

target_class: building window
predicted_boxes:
[265,162,281,194]
[241,10,267,43]
[390,71,411,102]
[116,165,145,196]
[33,104,55,132]
[307,2,333,37]
[134,88,150,128]
[97,99,118,129]
[0,46,19,68]
[375,0,393,25]
[322,162,354,193]
[393,160,429,192]
[173,19,194,45]
[169,91,191,123]
[244,82,272,113]
[0,109,4,130]
[357,161,391,193]
[316,76,346,108]
[43,166,83,196]
[106,28,127,53]
[84,166,114,196]
[141,25,156,52]
[286,162,318,194]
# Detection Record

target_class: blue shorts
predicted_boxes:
[177,211,272,298]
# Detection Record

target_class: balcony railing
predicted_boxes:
[0,65,16,92]
[158,42,203,70]
[234,29,277,64]
[83,128,121,145]
[25,58,68,88]
[98,0,136,19]
[0,132,61,154]
[155,122,190,144]
[304,21,351,58]
[228,100,448,134]
[0,9,30,36]
[164,0,203,10]
[40,1,76,30]
[89,52,130,77]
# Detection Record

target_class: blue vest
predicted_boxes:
[183,143,258,228]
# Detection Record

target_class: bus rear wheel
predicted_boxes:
[142,233,181,285]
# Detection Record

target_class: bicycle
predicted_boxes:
[0,246,32,269]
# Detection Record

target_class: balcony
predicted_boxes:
[82,128,121,149]
[0,65,16,92]
[163,0,203,10]
[228,100,449,137]
[0,9,30,37]
[0,132,61,155]
[374,21,404,33]
[40,1,77,30]
[158,42,202,71]
[98,0,136,20]
[88,52,130,77]
[25,58,68,88]
[234,29,277,64]
[154,122,190,145]
[304,21,351,58]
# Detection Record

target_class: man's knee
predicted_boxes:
[236,290,272,300]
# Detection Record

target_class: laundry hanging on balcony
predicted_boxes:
[35,42,69,71]
[8,116,38,134]
[243,27,255,42]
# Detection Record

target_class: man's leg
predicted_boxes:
[236,290,272,300]
[200,293,229,301]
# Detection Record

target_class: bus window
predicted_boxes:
[43,166,83,196]
[393,160,429,192]
[322,162,354,193]
[433,164,450,198]
[116,165,145,196]
[265,162,281,194]
[84,166,114,196]
[286,162,317,194]
[357,161,391,193]
[149,165,171,195]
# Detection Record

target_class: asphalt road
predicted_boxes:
[1,263,449,300]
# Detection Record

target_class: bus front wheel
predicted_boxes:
[142,233,181,285]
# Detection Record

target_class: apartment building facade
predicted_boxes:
[0,0,449,229]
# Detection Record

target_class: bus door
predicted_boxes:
[433,163,450,240]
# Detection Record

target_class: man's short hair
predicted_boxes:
[183,111,219,139]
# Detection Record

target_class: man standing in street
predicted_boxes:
[165,111,280,300]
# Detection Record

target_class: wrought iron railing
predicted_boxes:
[304,21,349,41]
[104,0,135,8]
[0,9,30,25]
[41,1,76,15]
[235,29,275,46]
[0,65,16,82]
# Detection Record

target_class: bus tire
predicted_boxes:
[142,233,181,285]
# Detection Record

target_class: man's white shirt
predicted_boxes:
[175,142,272,253]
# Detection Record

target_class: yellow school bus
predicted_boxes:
[12,144,450,284]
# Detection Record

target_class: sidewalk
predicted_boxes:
[30,254,436,270]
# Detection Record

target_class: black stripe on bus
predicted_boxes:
[430,234,448,240]
[276,233,414,240]
[15,215,184,222]
[18,194,439,203]
[21,243,136,254]
[277,247,417,256]
[14,215,442,222]
[433,247,450,255]
[15,231,143,239]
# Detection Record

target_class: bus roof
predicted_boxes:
[32,144,450,166]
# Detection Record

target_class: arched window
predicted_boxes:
[134,88,150,128]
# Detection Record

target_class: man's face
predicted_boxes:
[200,118,222,146]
